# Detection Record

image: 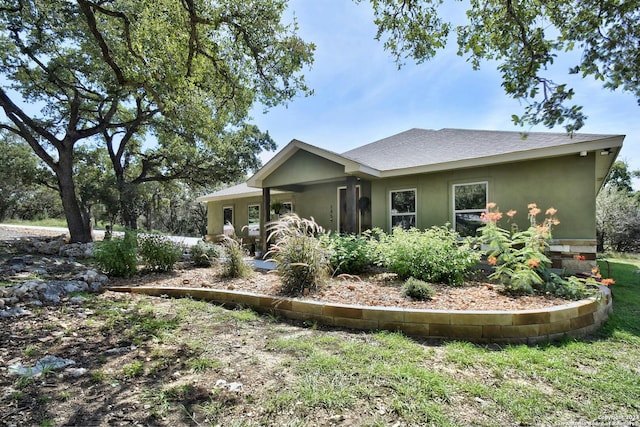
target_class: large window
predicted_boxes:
[453,182,487,237]
[390,189,416,230]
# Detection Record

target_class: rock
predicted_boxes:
[105,345,137,355]
[65,367,88,377]
[69,296,86,305]
[0,306,31,317]
[8,355,76,377]
[215,379,243,392]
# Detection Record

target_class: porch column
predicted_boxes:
[261,187,270,253]
[346,176,357,234]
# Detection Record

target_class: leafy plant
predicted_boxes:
[220,236,252,278]
[138,235,182,272]
[321,232,371,275]
[370,226,480,286]
[122,360,145,378]
[93,230,138,277]
[403,277,435,301]
[480,202,600,299]
[480,203,556,294]
[190,241,221,267]
[266,214,330,295]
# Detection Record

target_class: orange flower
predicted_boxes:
[527,203,537,209]
[486,202,497,209]
[600,278,615,286]
[506,209,517,218]
[488,256,497,266]
[529,207,541,216]
[527,258,540,268]
[545,207,557,216]
[591,266,602,279]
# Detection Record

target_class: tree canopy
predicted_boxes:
[0,0,314,242]
[363,0,640,133]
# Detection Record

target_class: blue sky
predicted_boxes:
[251,0,639,188]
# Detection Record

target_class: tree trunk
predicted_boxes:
[57,153,93,243]
[118,180,139,230]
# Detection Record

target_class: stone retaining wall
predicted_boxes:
[108,285,612,344]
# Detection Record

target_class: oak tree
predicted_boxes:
[0,0,313,242]
[363,0,639,132]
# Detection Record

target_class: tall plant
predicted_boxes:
[480,203,559,294]
[266,214,330,295]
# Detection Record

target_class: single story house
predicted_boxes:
[197,128,624,270]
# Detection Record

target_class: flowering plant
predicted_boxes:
[479,203,560,294]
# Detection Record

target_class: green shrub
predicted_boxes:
[93,230,138,277]
[541,271,598,300]
[403,277,436,301]
[190,241,221,267]
[267,214,330,295]
[322,233,371,274]
[371,226,480,286]
[138,235,182,272]
[220,236,252,278]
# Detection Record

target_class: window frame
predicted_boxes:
[247,204,260,237]
[281,201,293,214]
[222,206,234,236]
[452,181,488,236]
[389,188,417,230]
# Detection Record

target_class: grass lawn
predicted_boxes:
[2,258,639,426]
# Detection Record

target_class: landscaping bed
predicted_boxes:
[108,263,569,311]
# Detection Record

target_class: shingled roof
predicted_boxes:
[341,128,622,173]
[199,128,624,200]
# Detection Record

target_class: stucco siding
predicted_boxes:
[370,154,596,239]
[262,150,346,188]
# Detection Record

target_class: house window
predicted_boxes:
[222,206,234,236]
[453,182,488,237]
[247,204,260,236]
[390,189,416,230]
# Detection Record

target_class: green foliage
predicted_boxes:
[93,231,139,277]
[122,360,145,378]
[190,241,221,267]
[220,236,252,279]
[369,226,480,286]
[321,233,371,274]
[138,235,182,272]
[267,214,330,295]
[480,203,556,294]
[0,0,314,242]
[597,186,640,253]
[541,274,596,301]
[403,277,436,301]
[481,202,599,299]
[365,0,639,133]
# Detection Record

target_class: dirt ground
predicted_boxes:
[0,227,577,426]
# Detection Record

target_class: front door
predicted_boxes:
[338,186,360,234]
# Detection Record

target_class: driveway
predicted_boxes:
[0,224,202,246]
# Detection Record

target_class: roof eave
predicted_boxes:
[377,135,625,178]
